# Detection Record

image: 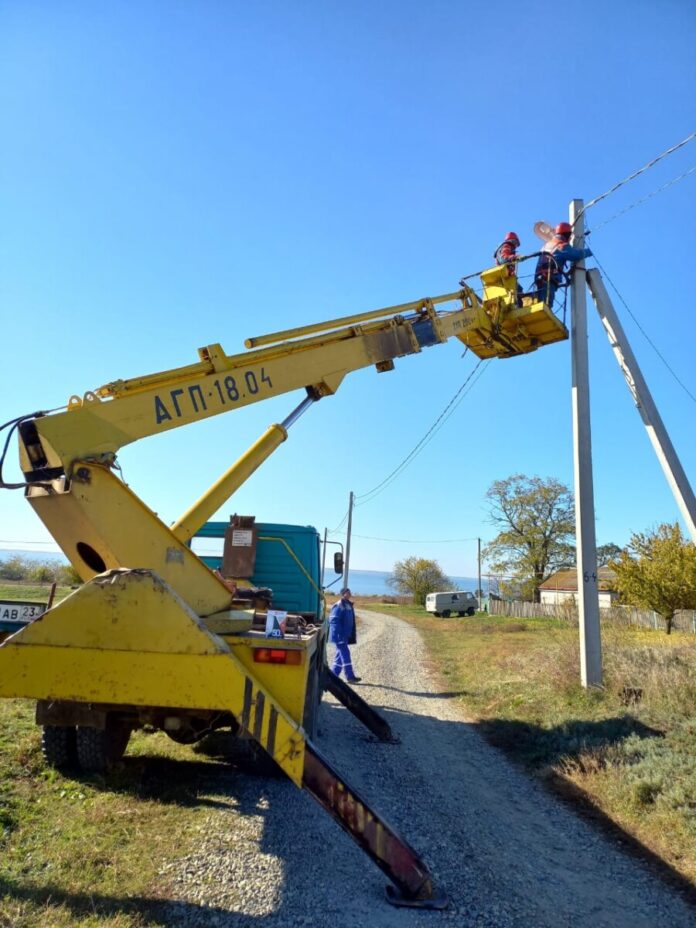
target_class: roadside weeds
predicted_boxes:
[357,600,696,891]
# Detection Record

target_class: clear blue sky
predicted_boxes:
[1,1,695,576]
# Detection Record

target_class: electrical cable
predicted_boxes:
[347,533,480,543]
[0,416,35,490]
[362,360,489,505]
[588,165,696,234]
[354,359,488,506]
[576,130,696,223]
[0,539,61,547]
[0,409,63,490]
[328,510,349,535]
[355,360,485,504]
[592,251,696,406]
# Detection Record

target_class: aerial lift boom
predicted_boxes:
[0,268,567,907]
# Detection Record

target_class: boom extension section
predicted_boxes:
[18,270,566,486]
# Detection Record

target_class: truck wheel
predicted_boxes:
[42,725,78,772]
[467,607,476,616]
[76,719,132,773]
[433,611,441,617]
[441,609,451,618]
[458,611,465,617]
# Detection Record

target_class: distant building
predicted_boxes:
[539,567,618,608]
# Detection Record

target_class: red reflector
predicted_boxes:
[253,648,302,665]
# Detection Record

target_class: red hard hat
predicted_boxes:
[555,222,572,236]
[505,231,520,244]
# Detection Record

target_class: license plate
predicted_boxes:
[0,600,47,626]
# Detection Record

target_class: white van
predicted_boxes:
[425,590,477,618]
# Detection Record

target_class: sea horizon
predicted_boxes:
[1,549,486,597]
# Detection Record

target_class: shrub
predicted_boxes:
[0,556,28,581]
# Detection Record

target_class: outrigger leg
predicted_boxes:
[302,742,448,909]
[322,669,399,744]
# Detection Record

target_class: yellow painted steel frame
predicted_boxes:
[3,272,567,784]
[18,276,566,483]
[462,265,569,359]
[25,462,235,604]
[0,569,307,784]
[1,459,316,784]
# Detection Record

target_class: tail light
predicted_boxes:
[253,648,302,665]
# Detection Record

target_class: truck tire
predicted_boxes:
[441,609,451,618]
[76,719,132,773]
[42,725,78,772]
[467,607,476,616]
[433,611,441,617]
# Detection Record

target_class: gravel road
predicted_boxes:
[156,609,695,927]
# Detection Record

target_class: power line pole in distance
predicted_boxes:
[477,538,482,612]
[343,490,354,591]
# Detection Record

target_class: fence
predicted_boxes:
[490,599,696,634]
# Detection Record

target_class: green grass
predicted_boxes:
[358,600,696,885]
[0,585,282,925]
[1,593,693,924]
[0,701,236,928]
[0,582,74,604]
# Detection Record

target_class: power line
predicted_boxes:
[0,539,61,547]
[328,510,349,535]
[355,359,488,505]
[593,252,696,406]
[580,130,696,219]
[330,532,480,543]
[356,360,488,505]
[589,165,696,233]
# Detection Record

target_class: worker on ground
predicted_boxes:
[494,231,523,305]
[533,222,592,307]
[329,587,361,683]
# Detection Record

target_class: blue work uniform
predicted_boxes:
[534,241,592,306]
[329,597,358,681]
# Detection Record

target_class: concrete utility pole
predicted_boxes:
[343,490,354,591]
[321,527,328,587]
[570,200,603,688]
[477,538,482,612]
[587,269,696,542]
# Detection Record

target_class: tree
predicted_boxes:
[596,542,622,566]
[57,564,83,587]
[612,523,696,634]
[27,562,58,584]
[0,555,30,581]
[483,474,575,603]
[387,557,451,606]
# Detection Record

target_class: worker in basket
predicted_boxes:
[493,231,523,306]
[533,222,592,307]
